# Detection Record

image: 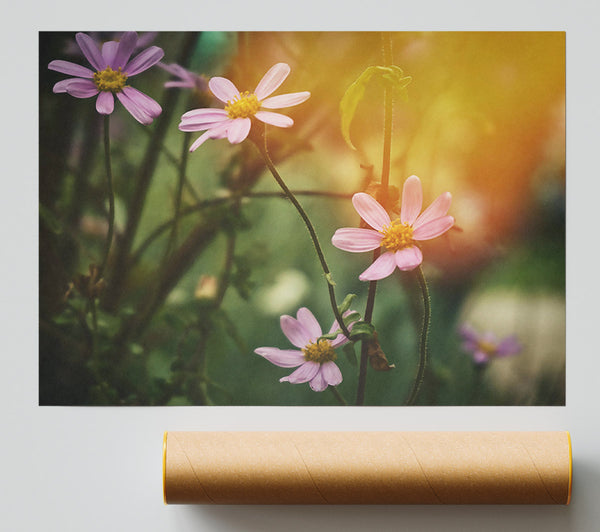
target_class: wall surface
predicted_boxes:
[3,1,600,530]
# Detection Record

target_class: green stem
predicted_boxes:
[165,132,191,258]
[99,115,115,278]
[253,129,351,339]
[329,386,348,406]
[405,265,431,406]
[356,32,394,405]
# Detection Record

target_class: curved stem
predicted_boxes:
[405,265,431,406]
[329,386,348,406]
[253,130,350,339]
[99,115,115,278]
[165,132,191,258]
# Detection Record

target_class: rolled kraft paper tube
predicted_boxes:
[163,431,572,505]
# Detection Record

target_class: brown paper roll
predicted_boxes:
[163,431,572,505]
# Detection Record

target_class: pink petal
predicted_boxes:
[75,32,105,71]
[117,89,154,124]
[296,308,322,342]
[496,336,521,357]
[412,215,454,240]
[331,227,382,252]
[401,175,423,225]
[226,118,251,144]
[189,122,231,151]
[48,60,94,78]
[395,246,423,271]
[53,78,98,98]
[209,77,240,103]
[95,91,114,115]
[121,86,161,118]
[280,315,311,348]
[359,251,397,281]
[414,192,452,230]
[280,361,320,384]
[473,351,489,364]
[329,311,357,348]
[254,111,293,128]
[179,116,230,132]
[101,41,119,67]
[254,347,305,368]
[124,46,164,76]
[352,193,390,231]
[254,63,290,100]
[320,361,343,387]
[113,31,138,69]
[261,91,311,109]
[309,369,328,392]
[181,108,228,121]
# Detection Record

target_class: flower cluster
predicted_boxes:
[48,32,164,124]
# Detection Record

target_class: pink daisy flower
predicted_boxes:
[48,32,164,125]
[158,62,208,92]
[255,307,354,392]
[178,63,310,151]
[332,176,454,281]
[459,324,522,365]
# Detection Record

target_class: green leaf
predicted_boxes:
[337,293,357,315]
[348,321,376,341]
[339,65,412,150]
[325,273,336,286]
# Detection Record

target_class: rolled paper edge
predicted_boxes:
[567,431,573,505]
[163,431,572,505]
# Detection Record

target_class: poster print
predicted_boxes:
[39,31,565,406]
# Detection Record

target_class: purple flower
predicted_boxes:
[179,63,310,151]
[459,324,522,365]
[48,32,164,124]
[159,62,208,92]
[255,307,354,392]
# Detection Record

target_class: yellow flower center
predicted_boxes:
[477,340,498,356]
[225,91,261,119]
[379,219,415,252]
[302,340,337,364]
[93,66,128,93]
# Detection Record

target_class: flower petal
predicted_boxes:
[48,60,94,78]
[123,86,161,116]
[320,361,343,387]
[254,63,290,100]
[352,193,390,231]
[101,41,119,67]
[296,308,322,342]
[308,370,327,392]
[113,31,138,69]
[254,347,305,368]
[473,351,489,364]
[124,46,164,76]
[53,78,98,98]
[75,32,105,71]
[181,108,228,121]
[401,175,423,225]
[255,111,293,128]
[412,215,454,240]
[496,336,521,357]
[226,118,251,144]
[280,361,320,384]
[189,122,231,151]
[96,91,114,115]
[359,251,397,281]
[261,91,311,109]
[329,310,357,348]
[414,192,452,230]
[280,315,311,348]
[395,246,423,271]
[331,227,382,252]
[209,77,240,103]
